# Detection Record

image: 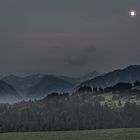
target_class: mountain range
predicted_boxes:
[1,71,99,101]
[0,65,140,103]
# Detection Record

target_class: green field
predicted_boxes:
[0,128,140,140]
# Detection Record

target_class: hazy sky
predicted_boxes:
[0,0,140,76]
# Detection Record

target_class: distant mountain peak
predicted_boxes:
[83,71,99,77]
[80,71,100,81]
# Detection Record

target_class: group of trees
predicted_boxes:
[0,92,140,132]
[78,81,140,94]
[77,86,92,93]
[0,81,139,132]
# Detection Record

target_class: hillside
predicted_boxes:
[0,80,21,103]
[81,65,140,88]
[2,74,45,98]
[28,75,75,98]
[0,84,140,132]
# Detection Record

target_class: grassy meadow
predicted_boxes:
[0,128,140,140]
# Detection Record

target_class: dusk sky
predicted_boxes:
[0,0,140,76]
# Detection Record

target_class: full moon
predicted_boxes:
[129,10,136,17]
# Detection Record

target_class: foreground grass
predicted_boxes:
[0,128,140,140]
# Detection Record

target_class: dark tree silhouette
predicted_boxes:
[134,81,140,87]
[112,82,132,91]
[78,86,92,93]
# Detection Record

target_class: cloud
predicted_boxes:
[65,45,96,66]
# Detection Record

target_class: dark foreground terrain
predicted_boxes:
[0,128,140,140]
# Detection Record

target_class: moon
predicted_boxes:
[129,10,136,17]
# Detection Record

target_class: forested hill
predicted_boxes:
[0,82,140,132]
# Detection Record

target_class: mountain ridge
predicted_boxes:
[0,80,21,103]
[28,75,75,99]
[80,65,140,88]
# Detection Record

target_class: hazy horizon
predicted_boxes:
[0,64,140,78]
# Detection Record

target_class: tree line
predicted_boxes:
[77,81,140,94]
[0,90,140,132]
